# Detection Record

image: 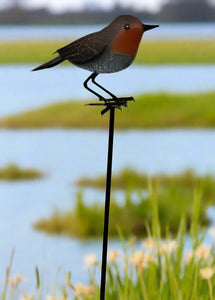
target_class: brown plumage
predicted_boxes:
[33,15,158,102]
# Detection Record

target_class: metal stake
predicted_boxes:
[86,97,134,300]
[100,107,115,300]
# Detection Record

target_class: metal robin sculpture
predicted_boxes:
[33,15,158,108]
[33,15,159,300]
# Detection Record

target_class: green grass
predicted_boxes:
[86,192,215,300]
[33,169,214,238]
[0,40,215,64]
[136,40,215,65]
[2,92,215,129]
[77,168,215,192]
[0,164,43,181]
[7,189,215,299]
[0,41,65,65]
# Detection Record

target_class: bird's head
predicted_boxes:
[110,15,159,57]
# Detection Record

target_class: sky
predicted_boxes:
[2,0,215,12]
[3,0,167,12]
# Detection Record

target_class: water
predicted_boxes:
[1,129,215,290]
[1,23,215,41]
[0,64,215,117]
[1,22,215,294]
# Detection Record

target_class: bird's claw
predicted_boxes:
[86,96,135,115]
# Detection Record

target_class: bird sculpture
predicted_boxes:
[33,15,158,112]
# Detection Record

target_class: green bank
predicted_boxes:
[76,168,215,191]
[0,164,43,180]
[0,40,215,64]
[1,92,215,129]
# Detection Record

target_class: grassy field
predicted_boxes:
[0,164,43,181]
[0,40,215,65]
[1,92,215,129]
[4,182,215,299]
[33,169,214,238]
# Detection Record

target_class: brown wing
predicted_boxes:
[57,30,110,65]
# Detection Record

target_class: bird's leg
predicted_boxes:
[83,73,105,101]
[85,73,131,114]
[91,73,117,100]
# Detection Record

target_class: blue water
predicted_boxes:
[0,22,215,296]
[1,23,215,41]
[0,64,215,117]
[1,129,215,293]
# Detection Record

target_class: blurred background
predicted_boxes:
[0,0,215,297]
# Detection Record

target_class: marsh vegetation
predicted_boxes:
[1,92,215,129]
[34,169,213,238]
[0,164,43,181]
[5,194,215,300]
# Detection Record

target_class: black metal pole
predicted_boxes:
[100,107,115,300]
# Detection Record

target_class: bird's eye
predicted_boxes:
[124,24,130,30]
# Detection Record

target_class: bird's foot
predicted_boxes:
[105,96,134,107]
[86,96,135,115]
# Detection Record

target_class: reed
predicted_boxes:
[33,169,213,238]
[6,189,215,299]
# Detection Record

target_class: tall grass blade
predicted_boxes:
[2,248,15,300]
[35,266,40,290]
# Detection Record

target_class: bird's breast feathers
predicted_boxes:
[111,27,143,57]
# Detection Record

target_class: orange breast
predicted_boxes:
[111,27,143,57]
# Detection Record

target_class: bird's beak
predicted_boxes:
[143,24,159,32]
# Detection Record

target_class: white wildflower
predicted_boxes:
[200,267,215,280]
[9,274,25,290]
[195,245,211,261]
[129,251,144,267]
[142,238,157,252]
[46,296,64,300]
[159,240,178,256]
[72,283,94,297]
[129,251,156,272]
[21,294,34,300]
[84,254,98,269]
[108,250,120,264]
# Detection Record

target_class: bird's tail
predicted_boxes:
[32,56,64,71]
